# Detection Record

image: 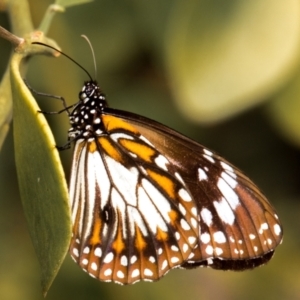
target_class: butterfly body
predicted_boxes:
[68,80,282,284]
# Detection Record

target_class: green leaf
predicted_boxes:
[165,0,300,123]
[10,50,71,296]
[0,71,12,150]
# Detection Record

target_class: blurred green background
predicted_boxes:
[1,0,300,299]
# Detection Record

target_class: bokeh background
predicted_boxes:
[0,0,300,299]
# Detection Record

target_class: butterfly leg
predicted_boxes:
[23,78,73,115]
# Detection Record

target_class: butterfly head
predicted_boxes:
[80,80,106,105]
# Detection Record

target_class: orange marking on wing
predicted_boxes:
[88,140,97,153]
[98,136,123,162]
[156,227,168,242]
[102,115,139,134]
[90,217,102,245]
[168,210,178,225]
[119,139,155,162]
[146,169,176,198]
[135,226,147,251]
[113,226,125,253]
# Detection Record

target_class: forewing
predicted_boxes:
[106,109,283,270]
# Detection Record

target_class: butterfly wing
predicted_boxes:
[69,118,200,284]
[104,108,283,270]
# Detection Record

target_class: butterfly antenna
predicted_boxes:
[81,35,97,80]
[32,42,94,81]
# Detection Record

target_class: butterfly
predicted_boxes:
[32,42,283,285]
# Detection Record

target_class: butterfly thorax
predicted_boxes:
[68,81,108,140]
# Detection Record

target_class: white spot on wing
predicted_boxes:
[201,232,211,244]
[162,260,168,270]
[94,247,102,257]
[274,224,281,236]
[203,154,215,163]
[221,171,237,188]
[171,257,180,263]
[179,188,192,202]
[131,255,137,264]
[131,269,140,278]
[104,269,112,276]
[201,208,213,226]
[205,245,213,255]
[175,172,185,185]
[217,177,240,209]
[180,219,191,231]
[121,255,128,266]
[198,168,208,181]
[155,155,169,171]
[203,149,213,156]
[213,231,226,244]
[144,268,153,276]
[103,252,114,263]
[91,262,98,271]
[215,247,223,255]
[249,234,256,240]
[117,270,125,278]
[111,132,134,142]
[213,198,235,225]
[83,246,90,254]
[149,256,156,263]
[72,248,79,257]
